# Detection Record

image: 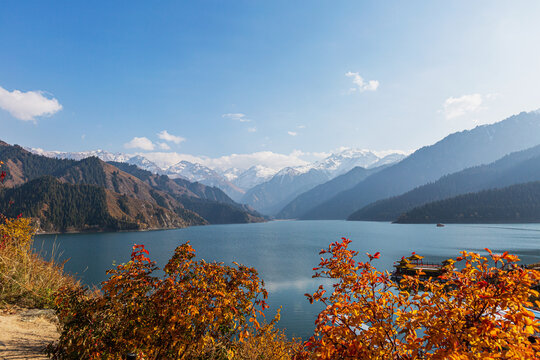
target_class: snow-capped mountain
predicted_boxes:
[27,148,164,174]
[219,168,244,182]
[28,148,132,163]
[241,149,407,215]
[125,155,164,174]
[291,149,406,176]
[228,165,277,190]
[166,160,220,181]
[27,148,245,200]
[165,161,245,202]
[27,146,406,209]
[369,152,407,168]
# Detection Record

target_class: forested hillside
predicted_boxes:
[109,161,265,224]
[0,176,204,232]
[0,141,262,232]
[276,165,385,219]
[301,111,540,220]
[395,181,540,224]
[349,144,540,221]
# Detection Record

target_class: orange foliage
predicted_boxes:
[49,242,279,359]
[298,238,540,359]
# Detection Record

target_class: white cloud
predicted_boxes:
[345,72,379,92]
[142,150,311,172]
[0,85,62,121]
[124,137,155,151]
[247,127,257,133]
[222,113,251,122]
[158,142,171,150]
[287,131,297,136]
[157,130,185,144]
[311,151,331,159]
[141,148,410,172]
[443,94,484,119]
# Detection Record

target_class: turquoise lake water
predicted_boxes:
[35,220,540,339]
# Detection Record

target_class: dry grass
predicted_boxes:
[0,217,78,309]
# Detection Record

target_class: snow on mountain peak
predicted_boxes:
[26,146,407,198]
[286,149,383,176]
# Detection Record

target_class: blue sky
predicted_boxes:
[2,1,540,169]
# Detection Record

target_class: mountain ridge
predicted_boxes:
[276,164,389,219]
[349,143,540,221]
[301,111,540,220]
[241,149,406,215]
[395,181,540,224]
[0,141,263,231]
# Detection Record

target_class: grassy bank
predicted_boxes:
[0,216,78,308]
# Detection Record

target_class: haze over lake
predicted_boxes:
[36,220,540,339]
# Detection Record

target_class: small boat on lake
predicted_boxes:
[436,223,445,227]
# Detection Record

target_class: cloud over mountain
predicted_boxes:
[157,130,185,144]
[443,94,483,119]
[442,93,499,120]
[124,137,155,151]
[141,150,312,172]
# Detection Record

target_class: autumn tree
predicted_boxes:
[49,243,299,360]
[299,238,540,359]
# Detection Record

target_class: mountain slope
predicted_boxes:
[108,161,265,224]
[242,168,331,215]
[395,181,540,224]
[241,149,406,215]
[301,111,540,220]
[350,144,540,221]
[27,147,247,200]
[165,160,245,201]
[0,141,261,228]
[228,165,276,190]
[1,143,77,187]
[276,165,387,219]
[0,176,202,232]
[0,144,208,230]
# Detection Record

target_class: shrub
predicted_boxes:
[0,214,78,308]
[49,243,298,359]
[298,238,540,359]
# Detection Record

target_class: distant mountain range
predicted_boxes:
[395,181,540,224]
[17,110,540,225]
[276,164,389,219]
[164,160,246,202]
[226,165,276,190]
[240,149,406,215]
[1,141,264,232]
[297,111,540,220]
[350,144,540,221]
[28,148,247,201]
[28,146,407,214]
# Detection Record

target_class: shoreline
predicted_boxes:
[34,219,270,236]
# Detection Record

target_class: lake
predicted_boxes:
[35,220,540,339]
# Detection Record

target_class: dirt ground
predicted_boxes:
[0,309,59,360]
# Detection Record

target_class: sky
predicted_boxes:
[2,1,540,170]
